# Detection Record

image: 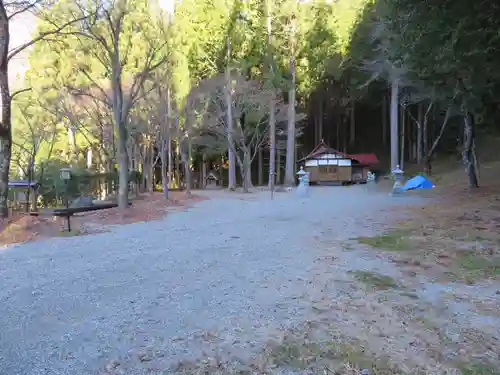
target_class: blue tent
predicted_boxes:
[402,175,434,191]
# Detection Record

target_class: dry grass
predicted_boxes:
[265,338,402,375]
[352,161,500,283]
[355,230,414,252]
[445,250,500,283]
[459,362,500,375]
[173,333,404,375]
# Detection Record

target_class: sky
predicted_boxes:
[9,12,35,89]
[9,0,176,89]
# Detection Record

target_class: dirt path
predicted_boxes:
[1,185,498,375]
[179,188,500,375]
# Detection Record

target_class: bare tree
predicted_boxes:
[11,100,58,210]
[361,6,415,172]
[128,110,160,193]
[152,84,173,198]
[0,0,92,216]
[127,86,175,194]
[62,0,168,210]
[186,73,285,193]
[265,0,276,195]
[39,89,114,170]
[224,0,236,191]
[284,13,296,187]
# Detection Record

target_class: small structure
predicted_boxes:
[204,170,221,189]
[297,141,354,185]
[296,167,309,197]
[349,153,379,183]
[391,165,405,195]
[298,141,380,185]
[8,180,40,212]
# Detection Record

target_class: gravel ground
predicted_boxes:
[0,185,422,375]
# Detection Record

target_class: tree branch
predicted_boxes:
[65,84,111,108]
[6,0,43,20]
[79,68,111,105]
[428,106,451,159]
[11,87,32,100]
[7,14,91,62]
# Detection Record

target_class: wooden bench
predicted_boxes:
[29,203,129,232]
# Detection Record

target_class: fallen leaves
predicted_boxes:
[0,192,207,247]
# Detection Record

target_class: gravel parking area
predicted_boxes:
[0,185,420,375]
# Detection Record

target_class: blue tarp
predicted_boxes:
[402,175,434,191]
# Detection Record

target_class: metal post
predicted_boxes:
[65,180,71,232]
[60,168,72,232]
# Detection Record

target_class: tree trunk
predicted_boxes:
[134,144,141,195]
[276,146,281,185]
[266,0,276,194]
[225,0,236,191]
[202,153,207,188]
[342,114,348,153]
[115,117,129,208]
[111,46,129,210]
[462,109,479,188]
[423,104,429,174]
[258,147,263,186]
[161,140,168,198]
[187,138,192,193]
[116,146,129,209]
[428,106,451,161]
[148,146,155,193]
[242,150,252,193]
[165,86,172,196]
[417,103,423,165]
[174,101,181,188]
[0,5,11,217]
[284,16,296,187]
[314,108,319,145]
[268,99,276,191]
[167,135,173,189]
[382,92,388,146]
[349,102,355,148]
[67,127,77,162]
[407,108,414,161]
[181,140,192,195]
[0,116,11,218]
[318,99,323,142]
[390,78,399,171]
[400,105,405,169]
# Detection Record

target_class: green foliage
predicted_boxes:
[34,159,141,207]
[348,0,500,116]
[13,0,500,194]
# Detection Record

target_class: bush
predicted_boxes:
[35,160,142,207]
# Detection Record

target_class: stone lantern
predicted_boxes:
[296,167,309,197]
[391,165,405,195]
